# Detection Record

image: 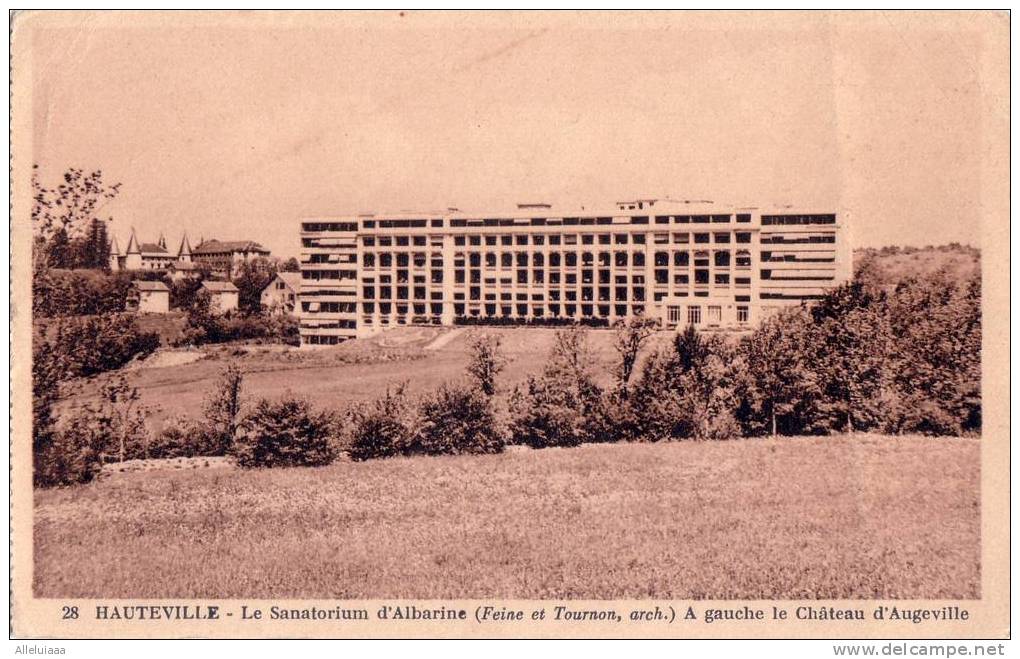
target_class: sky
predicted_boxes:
[21,11,998,259]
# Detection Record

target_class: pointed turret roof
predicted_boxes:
[109,235,121,257]
[178,233,192,257]
[126,229,140,254]
[158,232,167,249]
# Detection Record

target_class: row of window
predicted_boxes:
[303,212,777,235]
[665,305,750,325]
[361,249,753,269]
[302,222,359,232]
[301,302,356,313]
[356,265,756,289]
[760,235,836,245]
[451,303,647,318]
[303,334,349,345]
[761,253,836,263]
[760,214,836,226]
[355,276,749,303]
[301,322,357,332]
[301,270,357,280]
[441,232,753,247]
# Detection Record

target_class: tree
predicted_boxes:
[280,257,300,272]
[411,382,504,455]
[612,316,658,396]
[203,363,246,454]
[884,269,982,434]
[739,309,821,436]
[810,281,896,433]
[82,217,111,270]
[347,384,417,461]
[232,397,335,468]
[627,326,741,441]
[95,374,147,463]
[32,323,62,485]
[32,165,121,270]
[232,256,278,314]
[509,327,606,447]
[465,333,506,396]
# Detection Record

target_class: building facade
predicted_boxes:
[298,200,852,346]
[192,240,271,277]
[260,271,301,314]
[201,281,239,314]
[128,280,170,313]
[110,231,194,272]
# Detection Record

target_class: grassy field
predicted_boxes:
[34,434,979,599]
[58,326,676,427]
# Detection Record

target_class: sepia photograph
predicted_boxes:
[9,9,1010,641]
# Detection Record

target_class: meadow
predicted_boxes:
[34,434,980,599]
[58,326,674,426]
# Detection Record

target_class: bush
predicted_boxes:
[43,313,160,378]
[410,382,505,456]
[175,290,298,346]
[35,407,107,487]
[509,327,607,448]
[231,397,335,469]
[32,269,133,318]
[347,385,417,461]
[138,415,220,460]
[509,376,588,449]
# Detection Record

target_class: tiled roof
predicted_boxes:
[202,281,239,293]
[139,243,169,254]
[193,240,269,255]
[134,280,169,292]
[276,272,302,290]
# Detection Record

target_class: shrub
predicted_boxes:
[35,410,106,487]
[32,327,62,478]
[410,382,505,456]
[347,385,417,461]
[626,327,743,441]
[44,313,160,378]
[175,291,297,346]
[32,269,133,318]
[509,376,587,449]
[231,397,335,469]
[509,327,607,447]
[140,415,220,460]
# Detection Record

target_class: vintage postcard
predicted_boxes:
[9,10,1010,642]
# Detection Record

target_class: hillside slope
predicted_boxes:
[854,244,980,287]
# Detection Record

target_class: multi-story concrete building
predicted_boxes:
[298,199,852,346]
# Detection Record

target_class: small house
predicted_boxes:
[260,272,301,314]
[129,280,170,314]
[201,280,239,314]
[168,260,202,281]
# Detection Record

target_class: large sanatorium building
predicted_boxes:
[298,199,852,346]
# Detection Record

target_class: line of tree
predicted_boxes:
[32,165,120,271]
[35,263,980,487]
[520,267,981,443]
